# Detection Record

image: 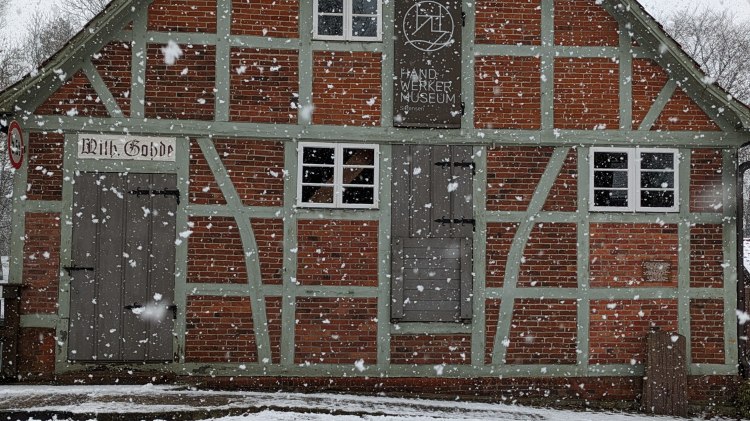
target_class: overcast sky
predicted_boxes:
[2,0,750,42]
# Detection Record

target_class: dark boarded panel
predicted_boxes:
[642,331,688,416]
[68,174,99,361]
[394,0,462,128]
[147,174,178,360]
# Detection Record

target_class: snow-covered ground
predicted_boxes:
[0,384,730,421]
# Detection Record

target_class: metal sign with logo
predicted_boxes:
[77,134,177,162]
[394,0,462,129]
[6,121,24,170]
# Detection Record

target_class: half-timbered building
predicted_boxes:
[0,0,748,410]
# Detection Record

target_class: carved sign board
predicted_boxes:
[78,134,176,162]
[394,0,462,128]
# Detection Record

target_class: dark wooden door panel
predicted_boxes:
[69,173,177,362]
[68,173,100,361]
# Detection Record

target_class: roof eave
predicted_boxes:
[618,0,750,132]
[0,0,142,114]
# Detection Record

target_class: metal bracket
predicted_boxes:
[63,265,95,276]
[434,218,476,226]
[129,188,181,205]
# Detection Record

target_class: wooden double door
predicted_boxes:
[391,145,475,322]
[67,173,178,362]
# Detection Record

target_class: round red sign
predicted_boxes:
[7,120,23,169]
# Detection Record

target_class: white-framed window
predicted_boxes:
[298,143,379,209]
[590,147,679,213]
[313,0,381,41]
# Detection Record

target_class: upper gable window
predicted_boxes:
[590,147,679,213]
[314,0,381,41]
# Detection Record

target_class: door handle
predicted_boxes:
[124,303,143,311]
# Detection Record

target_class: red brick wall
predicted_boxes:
[475,0,541,45]
[145,44,216,120]
[653,89,720,131]
[475,56,541,129]
[518,223,577,288]
[17,328,56,378]
[294,297,378,364]
[265,296,282,363]
[690,299,725,364]
[690,224,723,288]
[297,220,378,287]
[631,59,668,129]
[589,299,678,364]
[189,139,226,205]
[185,295,257,362]
[485,299,501,364]
[505,299,577,365]
[214,139,284,206]
[690,149,723,213]
[486,146,553,211]
[187,216,247,284]
[251,218,283,285]
[554,0,620,46]
[231,0,298,38]
[312,51,381,126]
[35,70,109,117]
[554,58,619,129]
[229,48,298,124]
[92,42,133,116]
[148,0,217,33]
[391,334,471,365]
[589,223,678,288]
[196,375,735,407]
[486,223,518,288]
[26,133,64,201]
[542,148,577,212]
[22,213,60,315]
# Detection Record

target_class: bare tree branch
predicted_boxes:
[61,0,111,26]
[666,9,750,104]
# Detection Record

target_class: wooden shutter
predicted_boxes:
[391,145,474,322]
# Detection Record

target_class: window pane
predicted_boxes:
[640,172,674,189]
[302,185,334,204]
[352,0,378,14]
[343,168,375,185]
[352,16,378,37]
[641,190,675,208]
[342,187,374,204]
[319,0,343,13]
[318,15,344,36]
[594,152,628,169]
[594,190,628,207]
[641,152,674,170]
[302,167,335,184]
[343,148,375,165]
[594,171,629,188]
[303,147,335,165]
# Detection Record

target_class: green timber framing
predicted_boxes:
[1,0,748,379]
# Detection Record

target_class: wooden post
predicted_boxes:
[642,330,688,416]
[0,285,21,382]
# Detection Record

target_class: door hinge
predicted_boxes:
[454,161,476,176]
[461,101,465,116]
[63,265,95,276]
[434,161,452,168]
[129,188,181,205]
[434,218,476,226]
[461,10,466,27]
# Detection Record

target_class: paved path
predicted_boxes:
[0,384,719,421]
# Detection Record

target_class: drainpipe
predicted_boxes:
[738,159,750,378]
